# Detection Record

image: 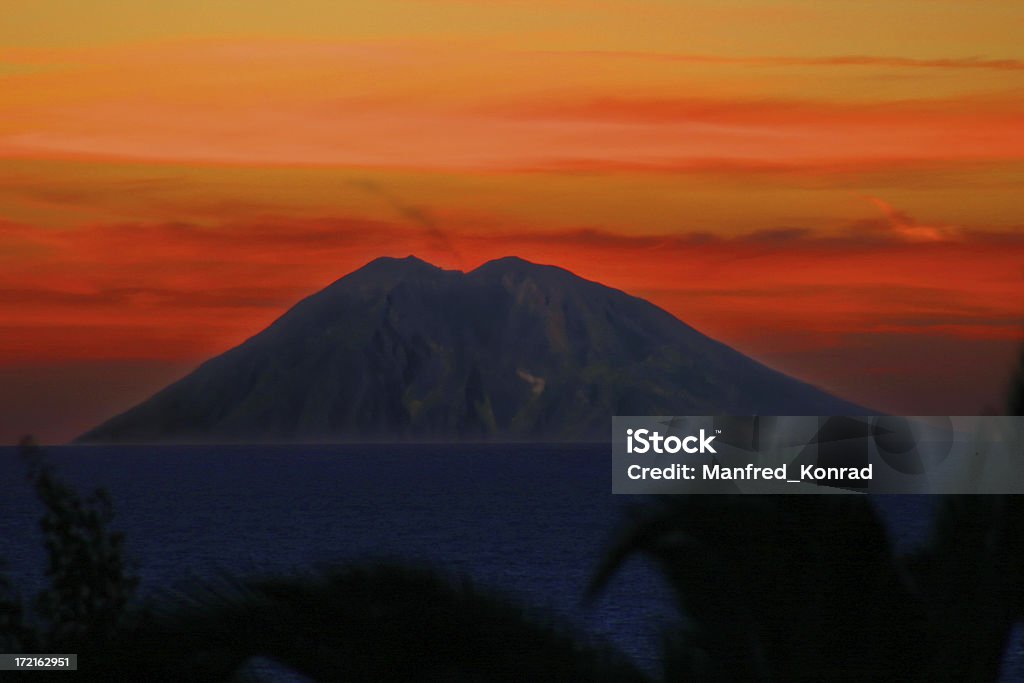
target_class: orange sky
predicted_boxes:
[2,1,1023,442]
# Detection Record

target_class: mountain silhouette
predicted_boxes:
[78,256,865,442]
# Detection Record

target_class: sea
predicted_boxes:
[0,444,1019,680]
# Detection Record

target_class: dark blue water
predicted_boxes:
[0,444,993,679]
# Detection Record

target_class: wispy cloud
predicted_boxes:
[541,50,1024,72]
[863,196,956,242]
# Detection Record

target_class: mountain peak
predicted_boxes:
[470,256,583,286]
[331,255,453,289]
[360,254,439,272]
[476,255,536,269]
[473,256,553,271]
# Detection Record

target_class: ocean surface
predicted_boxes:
[0,444,1016,680]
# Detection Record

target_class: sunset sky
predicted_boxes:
[2,1,1023,442]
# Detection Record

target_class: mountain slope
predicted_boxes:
[78,256,865,442]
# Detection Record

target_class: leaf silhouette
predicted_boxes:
[96,564,651,682]
[590,496,922,681]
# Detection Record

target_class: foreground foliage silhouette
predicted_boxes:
[0,438,137,659]
[3,348,1024,681]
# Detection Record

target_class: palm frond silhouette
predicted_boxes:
[588,496,922,681]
